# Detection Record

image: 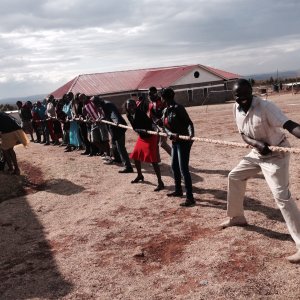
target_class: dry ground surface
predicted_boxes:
[1,93,300,299]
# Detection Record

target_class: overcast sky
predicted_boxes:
[0,0,300,98]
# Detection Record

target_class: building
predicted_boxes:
[49,64,240,109]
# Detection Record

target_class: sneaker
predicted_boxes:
[286,250,300,263]
[220,216,248,229]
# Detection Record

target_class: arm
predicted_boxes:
[178,105,194,138]
[241,133,271,155]
[283,120,300,138]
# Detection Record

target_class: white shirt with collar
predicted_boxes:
[234,96,289,146]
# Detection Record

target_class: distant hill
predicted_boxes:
[246,70,300,81]
[0,94,47,105]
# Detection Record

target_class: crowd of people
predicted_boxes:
[3,86,196,206]
[2,79,300,262]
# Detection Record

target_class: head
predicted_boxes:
[125,99,137,115]
[148,86,159,102]
[26,101,33,109]
[130,93,138,100]
[91,95,103,107]
[233,79,253,111]
[36,101,42,107]
[160,87,175,105]
[79,93,87,104]
[16,101,22,108]
[67,92,74,102]
[47,94,54,103]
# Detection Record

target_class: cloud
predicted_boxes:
[0,0,300,98]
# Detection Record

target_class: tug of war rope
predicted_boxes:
[34,117,300,154]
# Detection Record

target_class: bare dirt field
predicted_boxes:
[1,93,300,299]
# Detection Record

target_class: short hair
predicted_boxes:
[148,86,157,94]
[160,87,175,101]
[236,79,252,90]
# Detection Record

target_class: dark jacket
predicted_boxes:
[127,107,157,138]
[0,112,21,133]
[99,100,127,141]
[162,102,194,140]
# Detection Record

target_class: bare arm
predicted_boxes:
[241,133,271,155]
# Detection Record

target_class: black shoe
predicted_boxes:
[154,182,164,191]
[131,175,144,183]
[44,142,50,146]
[119,168,134,174]
[180,200,196,207]
[167,191,183,197]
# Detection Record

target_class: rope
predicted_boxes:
[99,120,300,154]
[33,117,300,154]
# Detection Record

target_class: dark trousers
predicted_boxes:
[112,134,132,169]
[171,141,193,200]
[79,123,91,152]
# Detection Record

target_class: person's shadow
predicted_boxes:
[0,179,81,299]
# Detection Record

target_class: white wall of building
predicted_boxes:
[174,67,222,85]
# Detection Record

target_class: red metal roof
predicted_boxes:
[138,65,197,89]
[202,65,240,80]
[49,64,240,98]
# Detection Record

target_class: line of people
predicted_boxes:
[14,86,196,207]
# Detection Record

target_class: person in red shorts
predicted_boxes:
[125,99,164,191]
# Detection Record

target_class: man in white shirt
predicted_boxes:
[221,79,300,263]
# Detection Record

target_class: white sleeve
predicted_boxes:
[265,101,289,127]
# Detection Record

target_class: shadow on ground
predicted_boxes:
[0,195,73,299]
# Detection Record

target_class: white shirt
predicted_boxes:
[234,96,288,146]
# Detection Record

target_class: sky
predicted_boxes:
[1,0,300,98]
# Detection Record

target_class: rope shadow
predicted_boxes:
[193,187,284,223]
[243,224,292,242]
[140,161,204,184]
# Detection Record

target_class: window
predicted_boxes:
[194,71,200,78]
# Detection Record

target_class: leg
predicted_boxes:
[227,155,261,218]
[134,160,142,177]
[111,140,121,162]
[152,162,164,191]
[2,149,13,172]
[177,141,194,201]
[168,143,183,195]
[160,135,172,156]
[115,135,133,172]
[261,152,300,252]
[131,160,144,183]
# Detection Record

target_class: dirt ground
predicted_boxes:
[1,93,300,299]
